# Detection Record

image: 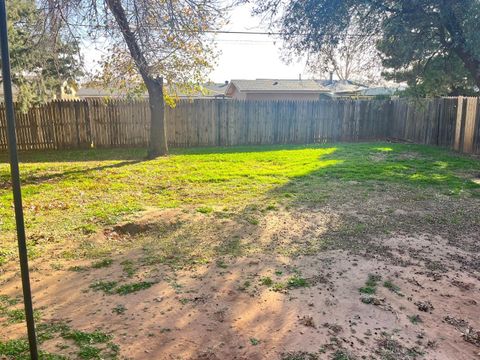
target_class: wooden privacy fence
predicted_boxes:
[0,97,479,154]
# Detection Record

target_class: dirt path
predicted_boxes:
[1,206,479,359]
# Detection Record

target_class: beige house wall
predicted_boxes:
[226,83,324,101]
[244,92,320,101]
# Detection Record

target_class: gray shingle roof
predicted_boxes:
[229,79,328,93]
[315,80,367,94]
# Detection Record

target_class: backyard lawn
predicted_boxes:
[1,142,479,359]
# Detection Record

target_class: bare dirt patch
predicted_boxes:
[1,202,480,359]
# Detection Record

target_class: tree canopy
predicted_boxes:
[4,0,82,112]
[255,0,480,96]
[41,0,225,156]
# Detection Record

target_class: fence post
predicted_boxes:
[454,96,464,151]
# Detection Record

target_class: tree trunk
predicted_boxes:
[145,77,168,158]
[105,0,169,157]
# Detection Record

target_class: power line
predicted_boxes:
[56,20,374,38]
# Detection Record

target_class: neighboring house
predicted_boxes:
[75,82,230,100]
[225,79,329,101]
[359,86,406,98]
[75,87,137,99]
[315,79,368,98]
[174,82,230,99]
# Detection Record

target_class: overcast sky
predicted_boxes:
[208,4,309,82]
[83,4,310,84]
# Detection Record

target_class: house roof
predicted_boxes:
[227,79,329,93]
[191,82,229,98]
[76,88,135,98]
[359,86,405,96]
[315,80,368,95]
[76,83,230,99]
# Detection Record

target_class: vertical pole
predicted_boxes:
[0,1,39,359]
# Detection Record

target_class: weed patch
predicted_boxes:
[359,274,381,294]
[91,259,113,269]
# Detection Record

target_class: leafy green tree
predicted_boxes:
[254,0,480,96]
[4,0,82,112]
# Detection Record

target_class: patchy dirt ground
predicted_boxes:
[1,199,479,359]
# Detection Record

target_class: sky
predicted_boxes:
[83,4,310,84]
[207,4,309,82]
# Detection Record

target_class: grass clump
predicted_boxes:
[196,206,213,214]
[260,277,274,286]
[91,259,113,269]
[89,281,118,294]
[216,259,228,269]
[383,280,402,295]
[249,337,260,346]
[286,276,309,289]
[90,280,154,295]
[63,329,112,345]
[68,265,87,272]
[112,304,127,315]
[120,260,135,277]
[359,274,381,294]
[408,314,422,324]
[239,280,251,291]
[115,281,155,295]
[281,351,318,360]
[332,350,356,360]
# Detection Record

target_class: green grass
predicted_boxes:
[249,337,260,346]
[286,276,309,289]
[1,143,479,266]
[260,276,274,286]
[359,274,381,294]
[120,260,136,277]
[89,280,155,295]
[0,321,118,360]
[91,258,113,269]
[89,281,118,294]
[383,280,402,295]
[408,314,423,324]
[115,281,155,295]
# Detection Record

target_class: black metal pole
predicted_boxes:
[0,0,39,359]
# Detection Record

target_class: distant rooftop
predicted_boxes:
[228,79,329,93]
[315,79,368,94]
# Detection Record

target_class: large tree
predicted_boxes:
[254,0,480,96]
[305,22,383,84]
[4,0,82,112]
[42,0,224,157]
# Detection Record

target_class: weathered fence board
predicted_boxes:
[0,97,479,154]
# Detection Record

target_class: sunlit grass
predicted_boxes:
[1,142,479,266]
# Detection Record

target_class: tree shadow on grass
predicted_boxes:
[0,148,148,164]
[0,159,144,189]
